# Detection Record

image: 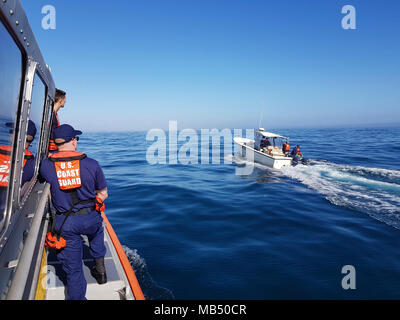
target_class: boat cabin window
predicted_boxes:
[0,19,23,223]
[20,73,46,199]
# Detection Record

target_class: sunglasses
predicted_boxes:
[26,134,34,143]
[72,137,80,142]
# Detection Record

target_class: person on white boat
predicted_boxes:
[282,141,290,155]
[260,138,273,154]
[291,145,303,157]
[260,138,271,149]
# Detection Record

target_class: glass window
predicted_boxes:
[0,21,23,223]
[20,74,46,196]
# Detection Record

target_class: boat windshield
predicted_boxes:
[255,130,290,153]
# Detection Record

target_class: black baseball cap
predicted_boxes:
[54,124,82,145]
[6,120,36,142]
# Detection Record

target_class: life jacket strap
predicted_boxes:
[52,190,96,237]
[56,206,95,216]
[48,153,87,162]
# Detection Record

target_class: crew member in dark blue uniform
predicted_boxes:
[291,145,303,157]
[40,124,108,300]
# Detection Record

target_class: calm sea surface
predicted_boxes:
[79,127,400,299]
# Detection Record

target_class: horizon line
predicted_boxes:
[81,122,400,133]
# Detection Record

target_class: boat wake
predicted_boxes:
[123,246,175,300]
[230,153,400,228]
[281,160,400,229]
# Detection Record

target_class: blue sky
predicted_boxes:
[21,0,400,131]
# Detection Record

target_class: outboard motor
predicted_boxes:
[291,155,309,167]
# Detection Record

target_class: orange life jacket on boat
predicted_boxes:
[0,145,34,188]
[284,143,290,152]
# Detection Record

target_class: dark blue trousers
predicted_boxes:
[55,210,106,300]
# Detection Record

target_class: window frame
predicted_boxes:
[2,59,37,235]
[41,95,54,156]
[18,72,49,203]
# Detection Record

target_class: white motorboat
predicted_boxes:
[234,128,292,169]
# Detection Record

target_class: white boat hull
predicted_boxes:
[234,137,292,169]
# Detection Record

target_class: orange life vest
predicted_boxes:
[45,232,67,250]
[284,143,290,152]
[46,151,90,250]
[295,149,302,156]
[48,112,61,152]
[0,145,34,188]
[49,151,87,190]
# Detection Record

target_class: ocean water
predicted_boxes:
[79,127,400,299]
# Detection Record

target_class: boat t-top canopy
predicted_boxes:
[255,129,289,140]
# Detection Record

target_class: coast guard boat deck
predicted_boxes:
[44,219,137,300]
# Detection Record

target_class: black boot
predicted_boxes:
[91,258,107,285]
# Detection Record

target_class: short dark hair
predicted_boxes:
[55,89,66,103]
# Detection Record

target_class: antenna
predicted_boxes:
[258,106,264,130]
